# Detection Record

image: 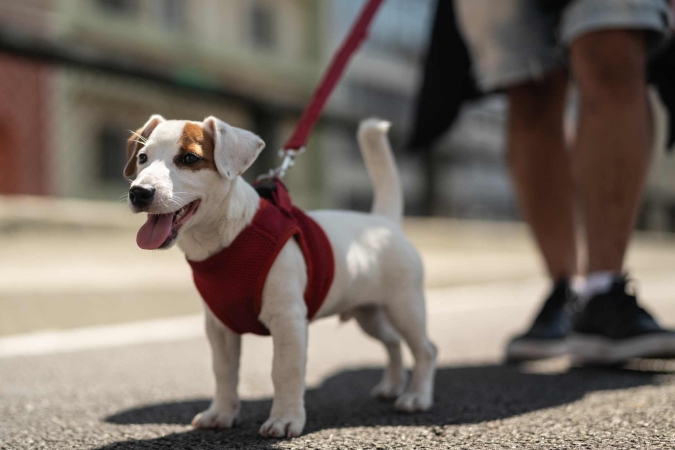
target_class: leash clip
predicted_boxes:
[257,147,306,181]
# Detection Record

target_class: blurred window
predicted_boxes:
[251,3,277,50]
[348,82,408,121]
[368,0,432,60]
[99,126,129,183]
[0,123,18,194]
[163,0,185,30]
[96,0,138,16]
[331,0,433,61]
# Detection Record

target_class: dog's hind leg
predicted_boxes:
[352,305,408,399]
[383,289,437,413]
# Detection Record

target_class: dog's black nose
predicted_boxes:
[129,186,155,207]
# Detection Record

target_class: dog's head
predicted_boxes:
[124,115,265,250]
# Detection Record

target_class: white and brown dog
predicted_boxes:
[124,115,436,438]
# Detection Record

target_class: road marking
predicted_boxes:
[0,279,547,359]
[0,315,204,358]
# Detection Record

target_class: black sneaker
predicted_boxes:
[505,279,576,362]
[569,276,675,365]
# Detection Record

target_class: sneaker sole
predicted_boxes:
[505,339,569,362]
[569,332,675,365]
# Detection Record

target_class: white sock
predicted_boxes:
[583,271,621,300]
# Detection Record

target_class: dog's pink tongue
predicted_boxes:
[137,213,173,250]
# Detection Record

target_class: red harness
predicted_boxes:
[187,180,334,335]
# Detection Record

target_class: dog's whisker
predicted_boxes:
[128,130,148,144]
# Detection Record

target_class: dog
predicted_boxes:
[124,115,436,438]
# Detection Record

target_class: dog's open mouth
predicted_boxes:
[136,200,201,250]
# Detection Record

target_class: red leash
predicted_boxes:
[260,0,384,180]
[284,0,384,151]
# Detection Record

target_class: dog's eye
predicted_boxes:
[181,153,201,165]
[138,154,147,164]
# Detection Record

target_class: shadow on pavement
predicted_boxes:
[100,363,661,449]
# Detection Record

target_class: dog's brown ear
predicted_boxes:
[203,116,265,180]
[123,115,165,178]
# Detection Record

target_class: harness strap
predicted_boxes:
[283,0,385,151]
[254,178,294,215]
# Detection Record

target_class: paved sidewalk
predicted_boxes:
[3,197,675,448]
[2,276,675,449]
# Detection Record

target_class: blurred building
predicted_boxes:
[0,0,435,209]
[0,0,674,230]
[0,1,54,195]
[0,0,321,200]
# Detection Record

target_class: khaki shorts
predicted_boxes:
[454,0,673,91]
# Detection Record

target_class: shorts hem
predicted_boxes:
[561,5,670,46]
[476,57,563,92]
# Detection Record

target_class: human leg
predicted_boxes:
[570,30,652,273]
[454,0,579,361]
[562,0,675,363]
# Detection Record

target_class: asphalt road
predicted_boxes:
[3,276,675,449]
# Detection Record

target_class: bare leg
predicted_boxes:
[352,305,407,399]
[569,30,652,273]
[506,70,578,280]
[192,309,241,429]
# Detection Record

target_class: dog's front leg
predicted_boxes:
[192,308,241,429]
[258,313,308,438]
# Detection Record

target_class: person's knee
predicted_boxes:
[506,73,566,170]
[571,30,647,107]
[507,74,567,127]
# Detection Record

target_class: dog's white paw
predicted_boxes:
[394,391,433,413]
[259,411,306,438]
[191,407,238,429]
[370,375,407,400]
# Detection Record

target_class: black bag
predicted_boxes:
[406,0,479,151]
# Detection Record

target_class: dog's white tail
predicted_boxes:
[357,119,403,222]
